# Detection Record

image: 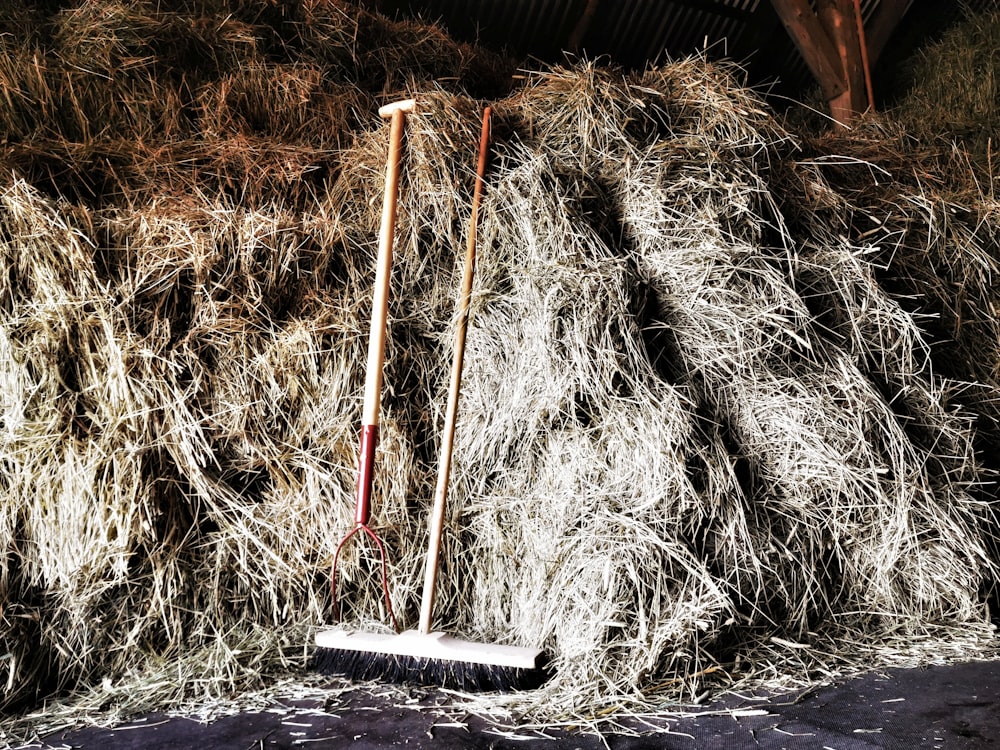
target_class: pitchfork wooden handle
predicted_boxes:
[354,99,415,524]
[333,99,415,632]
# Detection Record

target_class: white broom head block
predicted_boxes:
[315,628,544,670]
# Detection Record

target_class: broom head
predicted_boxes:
[312,628,548,691]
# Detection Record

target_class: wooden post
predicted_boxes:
[817,0,867,123]
[770,0,879,126]
[853,0,876,113]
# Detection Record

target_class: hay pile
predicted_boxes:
[1,0,998,737]
[453,65,997,717]
[894,7,1000,177]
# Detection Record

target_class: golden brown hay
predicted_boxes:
[893,8,1000,177]
[0,0,998,743]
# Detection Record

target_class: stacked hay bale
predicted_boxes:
[0,0,512,722]
[807,8,1000,469]
[893,8,1000,178]
[454,62,996,716]
[0,0,997,735]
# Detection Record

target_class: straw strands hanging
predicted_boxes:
[0,0,997,735]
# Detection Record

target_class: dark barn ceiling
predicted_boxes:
[364,0,999,106]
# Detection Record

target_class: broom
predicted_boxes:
[313,104,547,690]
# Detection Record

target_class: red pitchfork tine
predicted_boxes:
[330,98,415,632]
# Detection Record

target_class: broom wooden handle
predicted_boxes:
[355,98,414,526]
[419,106,492,634]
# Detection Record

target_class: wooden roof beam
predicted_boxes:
[770,0,873,126]
[770,0,846,101]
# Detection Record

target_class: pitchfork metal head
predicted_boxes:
[331,521,398,633]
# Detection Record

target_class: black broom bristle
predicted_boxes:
[309,646,551,692]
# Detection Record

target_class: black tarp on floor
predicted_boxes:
[24,659,1000,749]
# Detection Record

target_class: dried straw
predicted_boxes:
[893,8,1000,176]
[0,1,998,743]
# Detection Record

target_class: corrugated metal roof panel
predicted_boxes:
[383,0,1000,98]
[580,0,755,67]
[397,0,762,62]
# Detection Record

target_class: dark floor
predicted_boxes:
[23,660,1000,749]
